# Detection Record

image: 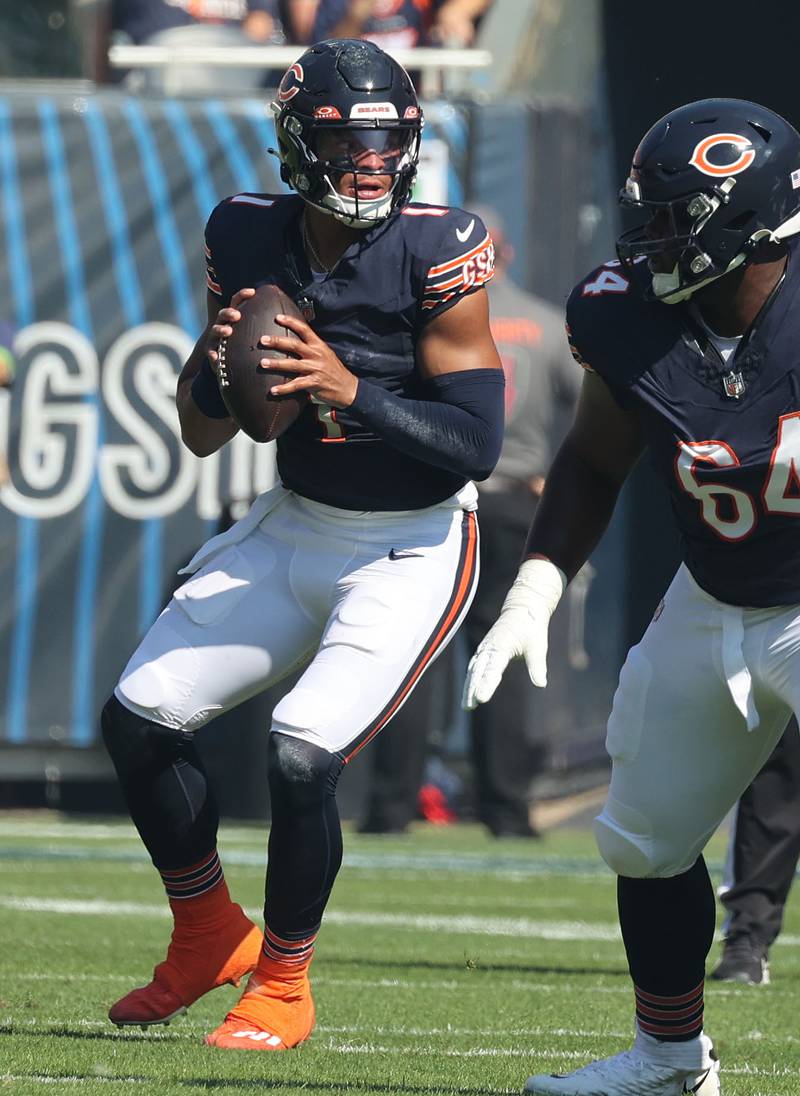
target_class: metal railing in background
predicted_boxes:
[108,44,492,99]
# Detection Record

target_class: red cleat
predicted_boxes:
[417,783,456,825]
[204,970,315,1051]
[108,903,262,1028]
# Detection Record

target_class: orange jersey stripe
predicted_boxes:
[426,234,491,278]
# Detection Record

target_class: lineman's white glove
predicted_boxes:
[462,558,567,709]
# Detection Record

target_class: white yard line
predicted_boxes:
[0,819,262,843]
[4,972,603,994]
[0,846,610,880]
[6,894,800,947]
[1,1059,794,1087]
[7,972,763,1002]
[0,1076,150,1087]
[0,895,622,940]
[2,1056,793,1079]
[2,1018,794,1079]
[4,1016,796,1047]
[0,1038,794,1079]
[0,1017,624,1039]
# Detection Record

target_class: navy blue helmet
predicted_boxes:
[273,39,423,228]
[616,98,800,302]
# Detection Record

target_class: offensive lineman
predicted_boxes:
[464,98,800,1095]
[100,38,503,1050]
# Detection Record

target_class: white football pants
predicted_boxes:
[595,564,800,878]
[116,484,479,759]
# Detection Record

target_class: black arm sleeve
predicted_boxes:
[347,367,505,481]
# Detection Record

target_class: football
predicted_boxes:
[216,284,306,443]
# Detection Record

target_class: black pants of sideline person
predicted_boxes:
[360,480,545,836]
[721,717,800,948]
[464,481,545,836]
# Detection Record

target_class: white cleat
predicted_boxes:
[524,1047,720,1095]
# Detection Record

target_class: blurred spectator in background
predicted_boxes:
[0,322,16,488]
[360,204,580,837]
[110,0,288,48]
[425,0,490,46]
[710,719,800,986]
[465,205,581,836]
[284,0,321,43]
[100,0,290,91]
[312,0,493,51]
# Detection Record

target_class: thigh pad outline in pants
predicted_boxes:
[115,533,322,730]
[594,567,792,879]
[271,509,479,758]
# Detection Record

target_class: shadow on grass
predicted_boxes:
[4,1072,511,1096]
[0,1026,518,1094]
[320,954,628,978]
[176,1080,511,1094]
[0,1022,185,1043]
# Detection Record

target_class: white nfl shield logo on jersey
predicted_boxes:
[722,370,745,399]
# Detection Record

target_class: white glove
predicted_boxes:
[462,558,567,709]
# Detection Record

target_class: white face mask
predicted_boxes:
[297,141,418,229]
[320,184,397,228]
[651,254,747,304]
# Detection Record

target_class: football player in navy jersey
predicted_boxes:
[464,98,800,1096]
[99,38,503,1052]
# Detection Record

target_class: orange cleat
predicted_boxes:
[109,903,262,1028]
[204,970,315,1051]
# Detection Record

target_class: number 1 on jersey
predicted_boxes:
[316,402,346,442]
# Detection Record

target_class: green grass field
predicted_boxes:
[1,813,798,1095]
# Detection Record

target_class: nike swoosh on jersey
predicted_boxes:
[456,218,475,243]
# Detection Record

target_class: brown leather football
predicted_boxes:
[216,284,306,443]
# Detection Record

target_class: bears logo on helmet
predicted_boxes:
[689,133,756,178]
[278,63,303,103]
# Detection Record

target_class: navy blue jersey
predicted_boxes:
[566,245,800,608]
[204,194,494,510]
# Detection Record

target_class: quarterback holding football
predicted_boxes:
[100,38,504,1052]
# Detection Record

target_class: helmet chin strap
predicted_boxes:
[653,213,800,304]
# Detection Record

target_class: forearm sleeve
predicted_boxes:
[348,367,505,481]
